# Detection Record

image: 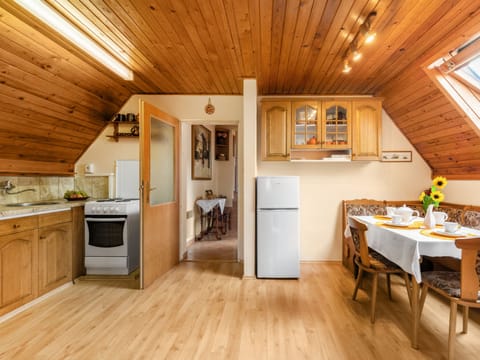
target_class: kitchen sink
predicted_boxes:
[5,201,62,207]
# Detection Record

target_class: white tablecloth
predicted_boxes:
[196,198,226,214]
[352,216,480,282]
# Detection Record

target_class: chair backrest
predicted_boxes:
[455,237,480,301]
[348,217,371,268]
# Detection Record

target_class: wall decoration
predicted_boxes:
[192,125,212,179]
[381,150,412,162]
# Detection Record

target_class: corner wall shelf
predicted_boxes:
[107,121,139,142]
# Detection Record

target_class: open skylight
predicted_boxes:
[427,34,480,130]
[454,55,480,92]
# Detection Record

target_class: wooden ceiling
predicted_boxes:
[0,0,479,178]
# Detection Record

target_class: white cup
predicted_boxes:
[433,211,448,225]
[392,215,402,225]
[444,221,461,233]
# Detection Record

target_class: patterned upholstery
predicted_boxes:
[345,203,386,217]
[422,271,480,300]
[462,210,480,229]
[436,206,464,224]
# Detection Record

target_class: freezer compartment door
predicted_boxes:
[256,176,299,209]
[256,209,300,278]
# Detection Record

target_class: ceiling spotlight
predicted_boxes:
[342,59,352,73]
[352,50,362,62]
[364,31,377,44]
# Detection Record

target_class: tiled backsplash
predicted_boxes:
[0,175,110,204]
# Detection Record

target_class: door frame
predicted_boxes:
[179,120,240,263]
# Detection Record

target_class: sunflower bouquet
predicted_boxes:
[419,176,447,212]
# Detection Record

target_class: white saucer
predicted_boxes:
[432,230,466,238]
[385,221,411,227]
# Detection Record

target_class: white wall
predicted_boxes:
[257,109,433,261]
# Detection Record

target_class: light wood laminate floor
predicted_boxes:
[1,262,479,359]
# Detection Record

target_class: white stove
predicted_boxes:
[84,199,140,275]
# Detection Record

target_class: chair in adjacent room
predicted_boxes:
[348,217,412,323]
[419,237,480,360]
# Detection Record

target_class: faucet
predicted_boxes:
[1,180,36,195]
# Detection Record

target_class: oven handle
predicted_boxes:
[85,217,127,222]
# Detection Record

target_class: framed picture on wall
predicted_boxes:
[381,150,412,162]
[192,125,212,180]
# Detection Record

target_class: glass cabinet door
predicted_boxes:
[292,101,321,148]
[322,101,351,148]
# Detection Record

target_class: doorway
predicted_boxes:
[182,124,238,262]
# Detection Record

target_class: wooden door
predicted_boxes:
[139,100,179,288]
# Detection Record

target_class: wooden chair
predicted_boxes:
[419,237,480,360]
[348,217,412,323]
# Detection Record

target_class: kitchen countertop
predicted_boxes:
[0,199,93,220]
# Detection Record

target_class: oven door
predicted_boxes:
[85,216,128,257]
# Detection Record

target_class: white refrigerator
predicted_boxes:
[256,176,300,278]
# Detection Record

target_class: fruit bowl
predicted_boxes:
[64,190,89,201]
[65,196,89,201]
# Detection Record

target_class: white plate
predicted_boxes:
[432,230,466,238]
[384,221,411,227]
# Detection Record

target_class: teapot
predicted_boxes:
[395,205,420,223]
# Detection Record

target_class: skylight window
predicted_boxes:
[454,55,480,92]
[427,34,480,130]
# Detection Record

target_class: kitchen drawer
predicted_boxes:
[38,210,72,228]
[0,216,38,236]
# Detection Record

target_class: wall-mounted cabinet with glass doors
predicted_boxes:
[261,97,381,161]
[292,101,351,149]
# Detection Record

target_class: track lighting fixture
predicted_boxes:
[341,11,377,74]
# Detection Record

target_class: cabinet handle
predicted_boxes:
[13,224,20,229]
[40,236,46,239]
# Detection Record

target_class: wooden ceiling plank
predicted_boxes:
[0,4,139,97]
[56,0,176,93]
[367,1,480,92]
[0,159,74,176]
[290,0,343,93]
[0,85,107,128]
[283,0,329,94]
[315,0,380,94]
[256,0,274,94]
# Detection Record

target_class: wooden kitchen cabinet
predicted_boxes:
[261,101,291,160]
[38,210,72,296]
[351,99,382,160]
[0,216,39,316]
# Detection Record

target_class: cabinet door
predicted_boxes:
[0,229,38,315]
[291,101,321,148]
[261,101,291,160]
[71,206,85,279]
[322,101,351,149]
[38,223,72,295]
[352,100,382,160]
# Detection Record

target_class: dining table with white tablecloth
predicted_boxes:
[195,198,226,240]
[348,215,480,349]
